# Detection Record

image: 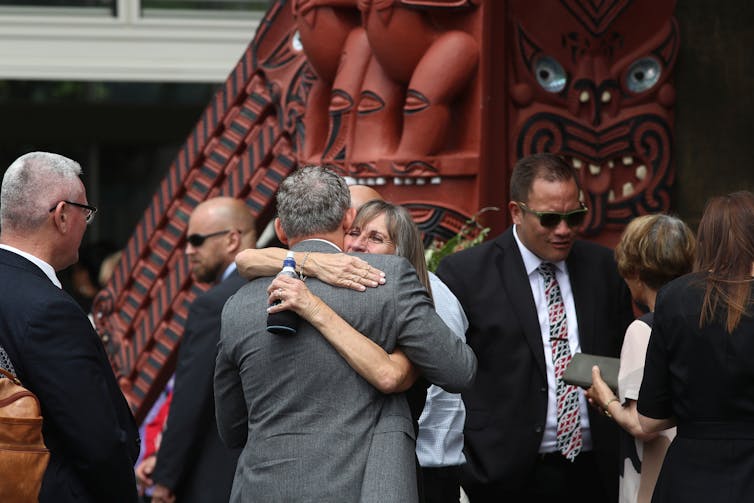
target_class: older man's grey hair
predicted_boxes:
[276,166,351,239]
[1,152,83,232]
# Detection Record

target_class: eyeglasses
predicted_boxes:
[346,228,394,247]
[186,229,231,247]
[48,200,97,224]
[516,202,588,228]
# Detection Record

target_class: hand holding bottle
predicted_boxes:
[266,252,301,335]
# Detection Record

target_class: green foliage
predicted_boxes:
[425,207,499,272]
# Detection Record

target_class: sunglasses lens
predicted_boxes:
[539,213,562,228]
[187,235,205,247]
[566,211,587,227]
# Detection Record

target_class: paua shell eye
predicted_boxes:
[533,55,567,93]
[625,57,661,93]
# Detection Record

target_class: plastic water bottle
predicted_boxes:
[266,251,300,335]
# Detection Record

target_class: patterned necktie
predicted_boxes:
[538,262,582,461]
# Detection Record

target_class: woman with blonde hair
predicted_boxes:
[586,214,695,503]
[638,191,754,502]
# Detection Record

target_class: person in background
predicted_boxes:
[98,249,122,287]
[134,377,172,501]
[585,214,695,503]
[638,191,754,502]
[436,152,634,502]
[142,197,256,503]
[67,240,119,313]
[214,166,476,502]
[348,184,383,209]
[0,151,139,502]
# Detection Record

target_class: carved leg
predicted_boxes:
[321,27,372,163]
[348,56,404,168]
[301,79,331,163]
[393,30,479,160]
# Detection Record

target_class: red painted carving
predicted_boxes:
[508,0,678,244]
[93,0,678,420]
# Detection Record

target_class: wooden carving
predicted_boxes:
[92,0,677,419]
[508,0,678,244]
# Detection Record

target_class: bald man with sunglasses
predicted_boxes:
[436,153,633,503]
[146,197,256,503]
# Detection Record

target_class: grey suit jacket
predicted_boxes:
[214,240,477,502]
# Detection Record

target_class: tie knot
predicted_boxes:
[538,262,556,279]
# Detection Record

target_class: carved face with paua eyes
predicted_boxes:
[508,0,678,244]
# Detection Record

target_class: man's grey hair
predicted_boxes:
[276,165,351,239]
[1,152,83,231]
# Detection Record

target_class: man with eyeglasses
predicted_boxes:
[141,197,256,503]
[436,153,634,503]
[0,152,140,502]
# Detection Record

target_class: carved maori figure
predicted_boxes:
[352,0,480,169]
[291,0,363,163]
[508,0,678,244]
[93,0,678,419]
[292,0,481,180]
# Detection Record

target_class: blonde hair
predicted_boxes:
[615,214,695,291]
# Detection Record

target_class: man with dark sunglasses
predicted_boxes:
[437,153,634,503]
[141,197,256,503]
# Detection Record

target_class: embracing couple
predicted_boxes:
[213,166,477,502]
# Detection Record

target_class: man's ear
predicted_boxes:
[226,228,242,253]
[509,201,522,226]
[50,205,69,234]
[274,217,288,245]
[342,207,356,232]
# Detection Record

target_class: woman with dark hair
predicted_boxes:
[637,191,754,502]
[585,214,695,503]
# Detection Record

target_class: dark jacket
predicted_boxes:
[437,227,634,500]
[0,249,139,502]
[151,271,245,502]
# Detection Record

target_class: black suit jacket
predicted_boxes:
[436,227,633,499]
[151,271,244,502]
[0,249,139,502]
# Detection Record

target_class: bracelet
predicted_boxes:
[603,397,619,418]
[299,251,311,281]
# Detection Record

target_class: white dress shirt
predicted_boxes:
[416,272,469,467]
[0,244,61,288]
[512,226,593,453]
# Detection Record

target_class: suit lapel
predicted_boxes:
[496,229,547,380]
[566,243,595,353]
[0,248,50,282]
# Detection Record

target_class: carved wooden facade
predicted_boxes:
[92,0,678,420]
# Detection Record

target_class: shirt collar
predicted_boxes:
[299,238,342,252]
[220,262,237,282]
[0,244,62,288]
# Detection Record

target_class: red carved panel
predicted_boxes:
[93,0,678,420]
[507,0,678,245]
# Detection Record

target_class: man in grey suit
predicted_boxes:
[214,166,477,502]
